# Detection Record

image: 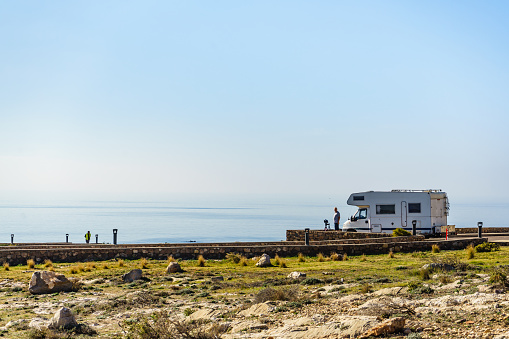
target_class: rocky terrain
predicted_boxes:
[1,248,509,338]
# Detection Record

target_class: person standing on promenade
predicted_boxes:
[85,231,91,244]
[333,207,341,230]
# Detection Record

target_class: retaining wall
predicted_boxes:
[456,227,509,234]
[286,230,390,242]
[0,238,486,266]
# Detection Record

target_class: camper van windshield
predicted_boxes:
[354,209,367,219]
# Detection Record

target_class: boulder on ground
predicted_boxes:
[359,316,405,338]
[49,307,77,329]
[256,254,272,267]
[287,271,306,279]
[122,269,143,283]
[166,262,183,273]
[29,271,73,295]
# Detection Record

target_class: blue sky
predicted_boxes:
[1,1,508,203]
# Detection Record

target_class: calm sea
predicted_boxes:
[0,195,507,244]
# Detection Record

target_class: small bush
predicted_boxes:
[300,278,324,285]
[466,244,475,259]
[342,253,348,261]
[279,259,287,268]
[317,253,325,262]
[197,255,206,267]
[240,256,249,266]
[43,259,53,268]
[254,286,299,303]
[388,251,394,259]
[360,283,372,294]
[183,308,195,316]
[439,275,451,284]
[489,269,508,285]
[118,259,125,267]
[101,263,109,270]
[140,258,149,269]
[167,255,176,263]
[431,244,440,253]
[420,267,431,280]
[360,254,367,262]
[298,253,306,262]
[27,259,35,269]
[274,254,282,266]
[475,242,500,253]
[392,228,411,237]
[3,262,9,271]
[330,252,342,261]
[225,253,241,264]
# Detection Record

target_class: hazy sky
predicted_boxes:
[1,1,508,203]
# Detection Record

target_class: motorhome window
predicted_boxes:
[408,203,421,213]
[376,204,396,214]
[359,209,367,219]
[353,196,364,201]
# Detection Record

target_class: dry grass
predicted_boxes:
[167,255,176,263]
[118,259,125,267]
[197,255,206,267]
[140,258,149,269]
[343,253,348,261]
[317,253,326,262]
[27,259,35,269]
[240,256,249,266]
[388,251,394,259]
[466,244,476,259]
[360,254,367,262]
[3,262,9,271]
[43,259,53,268]
[432,244,440,254]
[101,263,109,270]
[298,253,306,262]
[274,254,282,266]
[330,252,342,261]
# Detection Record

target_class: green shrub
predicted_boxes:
[300,278,324,285]
[392,228,411,237]
[475,242,500,253]
[225,253,241,264]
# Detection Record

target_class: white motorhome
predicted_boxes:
[342,190,449,235]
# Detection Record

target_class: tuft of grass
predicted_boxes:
[392,228,411,237]
[439,275,451,284]
[274,254,282,266]
[240,256,249,266]
[254,286,299,303]
[101,263,109,270]
[27,259,35,269]
[197,255,206,267]
[388,251,394,259]
[279,259,287,268]
[225,252,241,264]
[43,259,53,268]
[297,253,306,262]
[420,267,431,280]
[140,258,149,269]
[342,253,348,261]
[118,259,125,267]
[317,253,326,262]
[3,262,9,271]
[69,266,79,274]
[466,244,476,259]
[361,283,372,294]
[431,244,440,254]
[167,255,176,263]
[360,254,367,262]
[330,252,342,261]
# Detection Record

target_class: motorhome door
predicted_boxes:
[401,201,407,227]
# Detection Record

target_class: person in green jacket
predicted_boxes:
[85,231,91,244]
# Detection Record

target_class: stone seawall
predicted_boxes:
[286,230,390,242]
[0,238,486,266]
[456,227,509,234]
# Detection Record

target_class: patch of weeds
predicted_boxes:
[196,292,210,298]
[254,286,299,303]
[476,242,501,252]
[300,278,323,285]
[360,283,372,294]
[3,262,9,271]
[287,301,303,308]
[317,253,326,262]
[183,308,195,316]
[225,253,241,264]
[489,268,508,286]
[330,252,342,261]
[197,255,206,267]
[275,305,288,312]
[395,266,407,270]
[466,244,476,259]
[393,228,411,236]
[420,267,431,281]
[298,253,306,262]
[27,259,36,269]
[431,244,440,253]
[388,251,395,258]
[329,286,345,293]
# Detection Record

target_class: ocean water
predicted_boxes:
[0,196,507,244]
